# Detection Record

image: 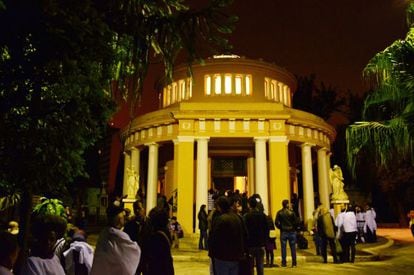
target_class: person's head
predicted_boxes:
[107,205,126,229]
[31,215,67,258]
[200,204,206,212]
[0,231,19,269]
[229,195,242,213]
[133,200,145,217]
[320,207,329,215]
[282,199,290,209]
[148,207,170,231]
[248,196,258,209]
[215,196,230,213]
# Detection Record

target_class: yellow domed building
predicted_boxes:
[121,55,335,234]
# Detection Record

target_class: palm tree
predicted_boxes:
[346,1,414,175]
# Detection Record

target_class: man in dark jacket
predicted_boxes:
[243,196,269,275]
[209,196,245,275]
[275,199,299,267]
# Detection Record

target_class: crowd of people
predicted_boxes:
[0,198,177,275]
[0,188,387,275]
[205,191,301,275]
[311,202,378,264]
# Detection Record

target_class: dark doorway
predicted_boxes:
[213,177,234,192]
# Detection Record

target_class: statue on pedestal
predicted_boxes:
[329,165,348,201]
[126,166,139,199]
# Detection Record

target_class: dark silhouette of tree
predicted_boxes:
[293,74,346,121]
[0,0,235,255]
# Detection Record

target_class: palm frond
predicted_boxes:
[0,193,21,211]
[346,119,413,176]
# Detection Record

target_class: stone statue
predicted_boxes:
[329,165,348,201]
[126,166,139,199]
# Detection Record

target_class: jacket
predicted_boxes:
[275,208,299,233]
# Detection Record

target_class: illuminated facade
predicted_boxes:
[121,56,335,234]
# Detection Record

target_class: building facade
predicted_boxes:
[121,56,336,234]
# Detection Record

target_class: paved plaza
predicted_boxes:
[172,228,414,275]
[88,228,414,274]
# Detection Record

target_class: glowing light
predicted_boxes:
[225,74,232,94]
[205,76,211,95]
[214,75,221,94]
[235,76,242,94]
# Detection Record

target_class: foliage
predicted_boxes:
[102,0,237,117]
[292,74,346,121]
[32,197,67,219]
[0,0,116,199]
[0,193,20,211]
[0,0,235,250]
[346,2,414,176]
[0,0,235,200]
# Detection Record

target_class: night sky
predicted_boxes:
[227,0,408,94]
[112,0,410,126]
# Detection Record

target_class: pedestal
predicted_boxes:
[331,200,350,218]
[122,198,137,213]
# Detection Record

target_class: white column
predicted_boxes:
[122,151,131,198]
[146,143,159,214]
[317,147,330,208]
[301,143,315,225]
[247,157,255,196]
[196,137,209,229]
[254,137,269,214]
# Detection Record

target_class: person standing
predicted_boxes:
[275,199,299,268]
[0,231,19,275]
[336,205,357,263]
[355,205,365,243]
[20,215,66,275]
[317,207,338,263]
[209,196,245,275]
[408,210,414,237]
[364,204,377,243]
[243,196,269,275]
[265,214,277,268]
[90,204,141,275]
[141,207,174,275]
[198,204,208,250]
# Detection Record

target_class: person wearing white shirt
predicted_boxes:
[355,206,365,243]
[90,204,141,275]
[335,205,357,263]
[364,204,377,243]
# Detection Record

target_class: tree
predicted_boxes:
[0,0,235,253]
[346,1,414,224]
[293,74,346,121]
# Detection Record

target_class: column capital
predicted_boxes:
[253,136,268,142]
[269,136,289,143]
[130,146,140,152]
[317,146,329,152]
[195,136,210,142]
[144,142,159,147]
[177,136,195,143]
[300,142,315,148]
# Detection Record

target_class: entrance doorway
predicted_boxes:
[211,156,248,193]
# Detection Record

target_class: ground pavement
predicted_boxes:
[87,227,412,274]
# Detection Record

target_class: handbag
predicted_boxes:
[335,238,342,254]
[269,230,277,238]
[239,253,254,275]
